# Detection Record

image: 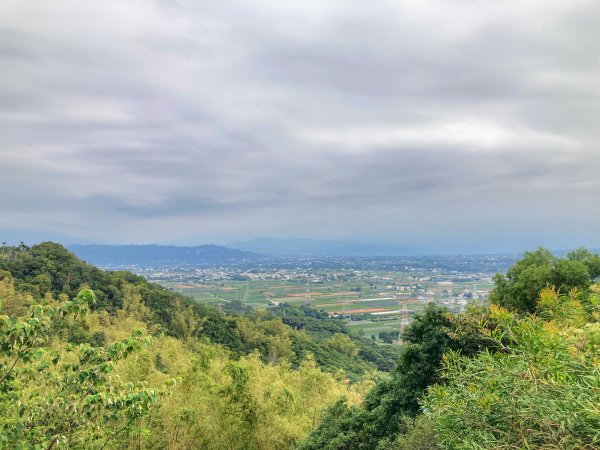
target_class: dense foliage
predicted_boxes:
[3,242,600,449]
[426,286,600,448]
[0,289,171,448]
[489,247,600,313]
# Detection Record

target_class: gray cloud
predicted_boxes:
[0,0,599,252]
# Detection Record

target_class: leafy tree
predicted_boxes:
[378,330,400,344]
[0,289,171,449]
[567,247,600,279]
[489,247,599,313]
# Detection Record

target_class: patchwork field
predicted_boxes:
[158,271,493,336]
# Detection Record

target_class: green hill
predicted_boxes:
[0,242,397,378]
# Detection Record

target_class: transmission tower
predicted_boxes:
[304,281,311,306]
[396,300,410,344]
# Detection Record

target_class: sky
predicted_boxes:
[1,0,599,253]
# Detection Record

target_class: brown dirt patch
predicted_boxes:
[286,291,356,298]
[174,284,207,289]
[329,307,387,314]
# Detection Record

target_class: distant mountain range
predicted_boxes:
[65,241,600,265]
[229,238,416,257]
[68,244,259,266]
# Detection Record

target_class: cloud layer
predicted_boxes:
[1,0,599,252]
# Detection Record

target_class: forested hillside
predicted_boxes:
[0,243,397,379]
[0,242,391,448]
[1,243,599,449]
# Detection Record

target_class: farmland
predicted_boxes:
[131,256,505,337]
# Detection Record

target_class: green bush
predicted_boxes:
[426,294,600,449]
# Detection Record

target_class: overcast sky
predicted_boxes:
[1,0,599,253]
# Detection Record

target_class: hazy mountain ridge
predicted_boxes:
[230,237,418,256]
[68,244,260,266]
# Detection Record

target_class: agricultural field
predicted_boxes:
[155,267,495,336]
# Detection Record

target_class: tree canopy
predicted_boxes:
[489,247,600,313]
